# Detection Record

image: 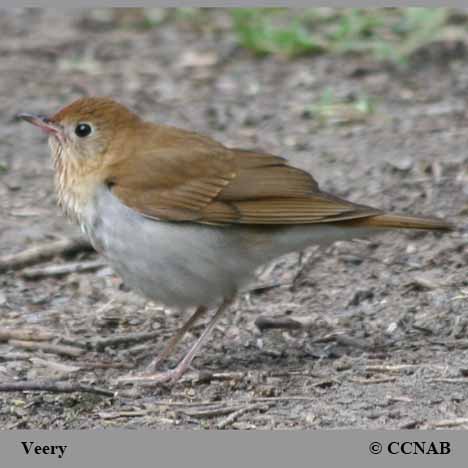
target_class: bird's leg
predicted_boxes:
[159,299,232,382]
[148,305,208,371]
[117,298,233,385]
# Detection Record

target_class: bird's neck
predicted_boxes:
[50,139,102,226]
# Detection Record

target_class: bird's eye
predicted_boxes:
[75,123,92,138]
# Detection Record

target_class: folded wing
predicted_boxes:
[109,124,381,225]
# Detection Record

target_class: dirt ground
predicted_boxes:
[0,9,467,429]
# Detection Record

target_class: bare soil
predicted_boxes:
[0,9,467,429]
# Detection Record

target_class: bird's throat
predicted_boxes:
[50,138,100,225]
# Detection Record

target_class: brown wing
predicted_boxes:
[108,123,381,225]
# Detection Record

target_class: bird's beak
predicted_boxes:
[17,113,63,137]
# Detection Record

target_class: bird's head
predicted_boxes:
[18,97,141,170]
[18,97,142,218]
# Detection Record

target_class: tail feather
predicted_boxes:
[342,213,454,232]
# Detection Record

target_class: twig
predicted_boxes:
[76,361,134,370]
[9,339,84,358]
[387,396,414,403]
[0,327,90,350]
[182,405,244,419]
[0,327,168,355]
[269,370,324,378]
[99,410,148,419]
[0,352,31,362]
[0,328,57,343]
[250,396,318,402]
[429,378,468,384]
[430,340,468,349]
[349,377,397,384]
[86,331,161,352]
[195,371,247,383]
[217,403,271,429]
[146,400,217,408]
[255,314,323,332]
[426,418,468,429]
[149,397,314,407]
[0,236,93,272]
[0,381,114,397]
[365,364,418,374]
[21,259,106,279]
[311,333,371,350]
[29,357,81,373]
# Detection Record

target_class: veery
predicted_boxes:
[18,97,453,384]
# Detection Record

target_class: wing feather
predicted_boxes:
[108,123,380,225]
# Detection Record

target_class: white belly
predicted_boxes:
[80,187,374,308]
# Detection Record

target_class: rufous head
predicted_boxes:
[18,97,142,219]
[18,97,141,166]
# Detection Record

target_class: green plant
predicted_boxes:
[305,88,377,125]
[228,8,462,65]
[231,9,323,57]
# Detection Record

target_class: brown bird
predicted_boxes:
[18,97,453,384]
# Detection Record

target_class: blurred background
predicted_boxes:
[0,8,467,429]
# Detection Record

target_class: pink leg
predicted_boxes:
[117,298,232,385]
[148,305,208,371]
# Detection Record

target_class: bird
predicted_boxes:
[18,97,453,384]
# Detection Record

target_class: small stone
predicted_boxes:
[348,289,374,306]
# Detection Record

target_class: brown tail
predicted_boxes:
[344,213,454,231]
